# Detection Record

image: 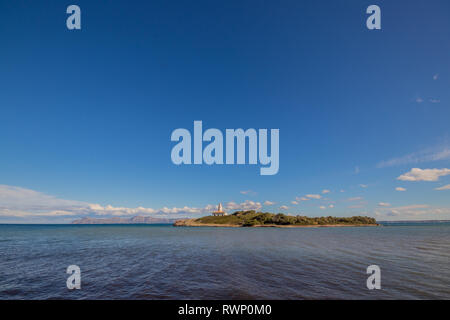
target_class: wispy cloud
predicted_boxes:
[263,200,276,206]
[396,187,407,192]
[279,205,289,210]
[0,184,263,221]
[377,146,450,168]
[378,202,391,207]
[240,190,257,196]
[429,99,440,103]
[348,204,365,209]
[322,189,330,194]
[433,74,439,80]
[348,197,363,201]
[375,204,450,219]
[291,201,299,205]
[305,194,322,199]
[435,184,450,191]
[346,196,366,209]
[0,185,90,218]
[359,184,368,188]
[397,168,450,182]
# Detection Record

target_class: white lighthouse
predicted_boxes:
[212,203,227,216]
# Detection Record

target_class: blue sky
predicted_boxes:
[1,0,450,222]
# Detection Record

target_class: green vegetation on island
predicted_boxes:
[174,210,378,227]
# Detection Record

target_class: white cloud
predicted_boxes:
[430,99,440,103]
[396,187,406,192]
[416,97,423,103]
[263,200,275,206]
[225,200,262,212]
[295,196,310,201]
[319,206,326,210]
[279,205,289,210]
[328,204,334,208]
[375,204,450,219]
[306,194,322,199]
[359,184,368,188]
[354,166,360,174]
[378,202,391,207]
[88,204,212,216]
[340,189,345,193]
[322,189,330,194]
[348,197,363,201]
[435,184,450,191]
[0,185,91,217]
[397,168,450,182]
[377,146,450,168]
[291,201,299,205]
[433,74,439,80]
[88,204,156,216]
[0,184,229,220]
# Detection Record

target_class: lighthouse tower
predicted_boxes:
[212,203,227,216]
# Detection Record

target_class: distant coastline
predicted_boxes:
[71,216,180,224]
[173,211,379,228]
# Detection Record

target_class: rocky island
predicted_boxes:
[174,210,378,228]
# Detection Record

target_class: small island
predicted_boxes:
[174,210,378,228]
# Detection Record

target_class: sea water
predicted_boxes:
[0,222,449,299]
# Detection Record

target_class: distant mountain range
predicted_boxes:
[71,216,181,224]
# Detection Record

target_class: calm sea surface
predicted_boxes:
[0,223,449,299]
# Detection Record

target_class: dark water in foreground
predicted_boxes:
[0,223,449,299]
